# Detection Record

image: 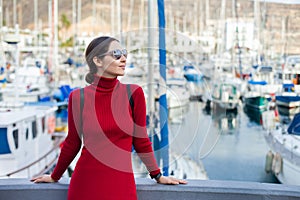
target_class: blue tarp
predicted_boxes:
[248,80,267,85]
[275,95,300,103]
[288,113,300,135]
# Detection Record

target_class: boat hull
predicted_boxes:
[264,128,300,185]
[276,95,300,108]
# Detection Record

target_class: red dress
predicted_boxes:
[51,76,160,200]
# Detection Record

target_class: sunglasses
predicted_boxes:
[101,49,128,60]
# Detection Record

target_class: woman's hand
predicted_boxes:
[156,176,187,185]
[31,174,57,183]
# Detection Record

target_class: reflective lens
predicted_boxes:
[98,49,128,60]
[109,49,128,60]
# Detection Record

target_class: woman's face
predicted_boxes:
[97,40,126,78]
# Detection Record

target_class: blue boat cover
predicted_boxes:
[248,80,267,85]
[283,83,294,88]
[288,112,300,135]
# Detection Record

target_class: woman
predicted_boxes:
[31,36,187,200]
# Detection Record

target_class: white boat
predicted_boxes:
[275,55,300,109]
[166,77,190,123]
[211,78,241,110]
[264,113,300,185]
[0,102,61,178]
[183,65,204,101]
[1,57,51,102]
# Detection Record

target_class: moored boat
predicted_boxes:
[264,113,300,185]
[0,102,62,178]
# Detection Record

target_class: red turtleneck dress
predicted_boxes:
[51,76,160,200]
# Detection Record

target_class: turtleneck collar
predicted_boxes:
[92,75,118,89]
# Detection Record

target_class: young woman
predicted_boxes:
[31,36,187,200]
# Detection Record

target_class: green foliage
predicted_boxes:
[60,14,71,29]
[60,37,74,48]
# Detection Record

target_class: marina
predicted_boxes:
[1,1,300,197]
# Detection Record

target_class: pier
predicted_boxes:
[1,178,300,200]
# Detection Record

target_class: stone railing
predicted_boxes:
[1,178,300,200]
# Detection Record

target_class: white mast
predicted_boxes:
[111,0,115,35]
[281,16,288,58]
[0,0,2,42]
[34,0,38,47]
[92,0,96,35]
[53,0,58,68]
[205,0,210,27]
[48,0,52,70]
[117,0,122,44]
[77,0,81,36]
[254,0,261,65]
[72,0,76,53]
[147,0,155,145]
[126,0,134,47]
[13,0,17,26]
[217,0,226,55]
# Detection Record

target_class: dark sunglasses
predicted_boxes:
[102,49,128,60]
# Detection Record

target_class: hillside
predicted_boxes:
[2,0,300,55]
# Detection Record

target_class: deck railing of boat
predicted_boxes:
[1,178,300,200]
[0,136,63,178]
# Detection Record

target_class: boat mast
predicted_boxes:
[34,0,38,47]
[117,0,122,44]
[47,0,58,78]
[217,0,226,56]
[111,0,115,36]
[234,0,242,79]
[92,0,96,35]
[126,0,134,47]
[254,0,261,66]
[281,16,288,59]
[147,0,155,153]
[0,0,2,43]
[157,0,169,176]
[72,0,76,54]
[13,0,16,26]
[77,0,81,52]
[205,0,210,27]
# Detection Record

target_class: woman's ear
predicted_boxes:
[93,56,103,67]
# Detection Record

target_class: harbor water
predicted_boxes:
[169,100,279,183]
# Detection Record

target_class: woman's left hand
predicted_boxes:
[156,176,188,185]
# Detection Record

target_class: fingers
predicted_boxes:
[30,175,55,183]
[30,176,41,182]
[178,179,188,184]
[157,176,188,185]
[169,177,187,185]
[31,176,45,183]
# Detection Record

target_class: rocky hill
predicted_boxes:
[2,0,300,55]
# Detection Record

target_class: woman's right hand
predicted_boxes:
[31,174,57,183]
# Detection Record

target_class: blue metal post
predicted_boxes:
[157,0,169,176]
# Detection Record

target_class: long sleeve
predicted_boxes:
[51,90,82,181]
[131,86,161,176]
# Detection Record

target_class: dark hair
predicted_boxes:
[85,36,119,84]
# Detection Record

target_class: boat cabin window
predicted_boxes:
[42,117,45,133]
[25,128,29,140]
[0,128,11,154]
[32,121,38,139]
[12,129,19,149]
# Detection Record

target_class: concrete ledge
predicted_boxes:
[1,178,300,200]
